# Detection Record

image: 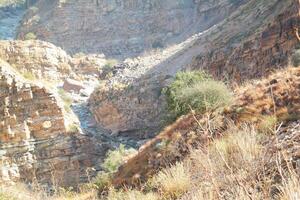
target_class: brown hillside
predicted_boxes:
[112,66,300,187]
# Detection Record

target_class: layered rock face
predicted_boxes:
[0,62,105,187]
[17,0,247,58]
[0,63,66,142]
[0,40,72,81]
[189,0,300,81]
[0,40,109,82]
[89,0,299,136]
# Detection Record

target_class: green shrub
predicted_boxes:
[291,49,300,67]
[178,80,233,113]
[22,71,35,80]
[58,89,73,112]
[163,71,211,118]
[24,32,37,40]
[163,71,232,119]
[102,144,137,173]
[91,172,112,190]
[257,115,277,134]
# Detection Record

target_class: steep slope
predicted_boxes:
[112,66,300,187]
[17,0,248,58]
[89,0,299,138]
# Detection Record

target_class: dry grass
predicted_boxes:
[0,184,98,200]
[181,126,266,199]
[104,188,159,200]
[1,124,300,200]
[277,172,300,200]
[151,162,192,199]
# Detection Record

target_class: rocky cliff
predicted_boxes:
[17,0,248,58]
[0,40,109,82]
[189,0,300,81]
[0,58,108,188]
[89,0,299,137]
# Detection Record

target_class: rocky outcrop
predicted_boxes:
[0,40,73,81]
[0,40,111,82]
[17,0,248,58]
[89,0,299,137]
[0,61,107,188]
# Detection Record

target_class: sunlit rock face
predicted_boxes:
[17,0,246,58]
[0,62,105,188]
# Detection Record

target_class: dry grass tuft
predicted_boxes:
[151,162,191,199]
[277,172,300,200]
[105,188,159,200]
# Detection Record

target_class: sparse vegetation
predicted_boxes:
[0,123,299,200]
[151,162,191,199]
[22,70,36,80]
[58,89,73,112]
[102,144,137,174]
[105,188,159,200]
[257,115,277,134]
[87,145,138,191]
[102,59,118,78]
[24,32,37,40]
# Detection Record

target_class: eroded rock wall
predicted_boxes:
[17,0,247,58]
[0,62,105,188]
[189,0,300,81]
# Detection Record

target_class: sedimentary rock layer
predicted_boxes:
[17,0,247,58]
[0,62,105,187]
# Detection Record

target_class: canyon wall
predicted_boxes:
[89,0,299,137]
[0,60,105,188]
[189,0,300,81]
[17,0,247,58]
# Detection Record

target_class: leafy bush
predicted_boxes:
[163,71,232,119]
[102,59,118,78]
[178,80,233,113]
[91,172,112,191]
